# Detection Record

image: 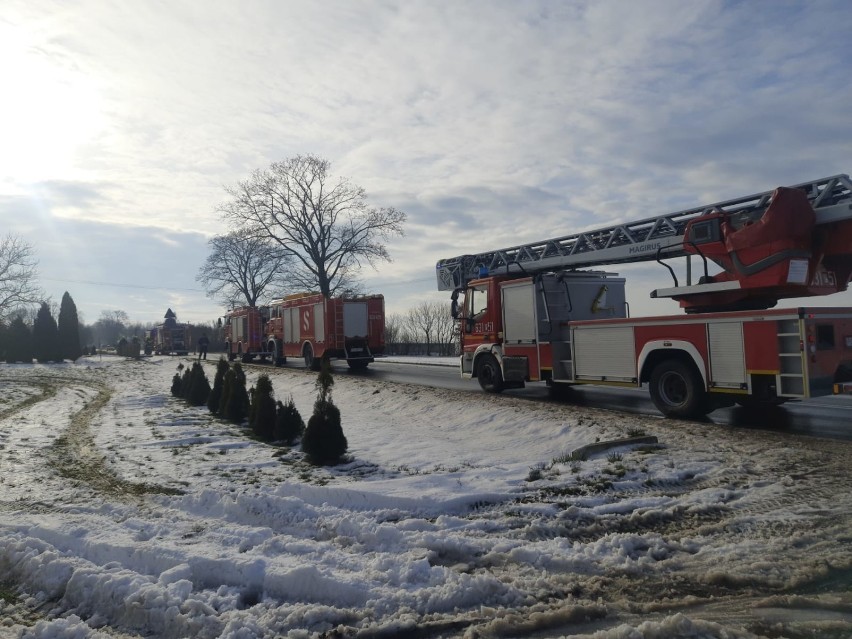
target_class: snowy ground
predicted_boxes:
[0,355,851,638]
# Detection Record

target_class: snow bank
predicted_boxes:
[0,357,850,638]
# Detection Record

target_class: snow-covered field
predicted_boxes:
[1,355,851,638]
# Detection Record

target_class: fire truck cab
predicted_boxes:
[458,271,626,388]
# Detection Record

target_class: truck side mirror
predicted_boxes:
[450,289,461,319]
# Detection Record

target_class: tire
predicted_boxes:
[304,344,319,371]
[477,354,505,393]
[649,359,708,418]
[268,344,282,367]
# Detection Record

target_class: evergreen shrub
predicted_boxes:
[180,368,192,399]
[170,373,182,397]
[302,359,347,465]
[5,317,32,363]
[187,362,211,406]
[274,396,305,445]
[33,302,60,363]
[208,357,229,414]
[58,292,82,361]
[251,374,277,441]
[222,363,249,423]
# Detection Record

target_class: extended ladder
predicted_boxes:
[436,174,852,291]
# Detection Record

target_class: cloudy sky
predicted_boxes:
[2,0,851,325]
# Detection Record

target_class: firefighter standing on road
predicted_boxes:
[197,333,209,360]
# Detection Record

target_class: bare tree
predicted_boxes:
[432,301,458,354]
[383,313,408,348]
[404,301,457,355]
[220,155,406,297]
[0,234,41,319]
[93,310,128,347]
[197,229,292,307]
[405,302,436,352]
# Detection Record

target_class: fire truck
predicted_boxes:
[267,293,385,369]
[223,305,270,362]
[223,293,385,369]
[436,174,852,417]
[146,308,190,356]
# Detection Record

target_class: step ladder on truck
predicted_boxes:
[436,174,852,418]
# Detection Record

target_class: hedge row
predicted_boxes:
[170,358,347,466]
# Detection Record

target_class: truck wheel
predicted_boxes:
[477,354,504,393]
[649,359,707,418]
[268,344,282,367]
[304,344,320,371]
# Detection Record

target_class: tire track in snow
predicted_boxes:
[0,370,182,504]
[47,376,184,499]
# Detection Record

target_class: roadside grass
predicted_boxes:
[0,582,19,605]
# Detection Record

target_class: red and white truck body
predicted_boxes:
[222,294,386,369]
[223,305,270,361]
[442,175,852,417]
[266,293,385,369]
[459,272,852,417]
[568,308,852,397]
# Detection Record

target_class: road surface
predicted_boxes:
[358,358,852,441]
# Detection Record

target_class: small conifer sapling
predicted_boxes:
[274,396,305,445]
[251,374,277,441]
[302,358,347,465]
[187,362,211,406]
[208,357,229,414]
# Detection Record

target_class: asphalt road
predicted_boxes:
[236,353,852,440]
[357,358,852,441]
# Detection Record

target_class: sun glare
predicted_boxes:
[0,24,104,183]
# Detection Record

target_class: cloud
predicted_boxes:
[2,0,851,322]
[0,190,218,323]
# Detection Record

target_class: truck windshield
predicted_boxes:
[468,285,489,320]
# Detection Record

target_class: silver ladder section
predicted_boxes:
[436,174,852,291]
[776,318,806,398]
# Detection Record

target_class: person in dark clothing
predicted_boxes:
[197,333,209,360]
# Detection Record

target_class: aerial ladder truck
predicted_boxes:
[436,174,852,418]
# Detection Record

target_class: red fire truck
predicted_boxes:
[223,293,385,369]
[436,174,852,417]
[146,308,190,356]
[266,293,385,370]
[223,305,270,362]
